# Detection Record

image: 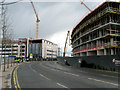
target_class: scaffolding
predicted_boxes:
[71,2,120,56]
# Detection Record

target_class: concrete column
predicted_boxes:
[97,40,99,46]
[97,50,99,55]
[87,51,89,56]
[80,38,82,43]
[89,34,91,40]
[81,52,84,56]
[104,49,107,55]
[79,53,81,56]
[111,38,114,46]
[99,30,102,37]
[111,48,114,55]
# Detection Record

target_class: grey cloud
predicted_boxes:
[7,2,103,39]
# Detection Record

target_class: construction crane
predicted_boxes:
[63,31,71,57]
[30,0,40,39]
[80,0,92,12]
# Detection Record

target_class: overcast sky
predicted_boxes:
[3,0,119,55]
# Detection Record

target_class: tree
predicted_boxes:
[0,1,14,71]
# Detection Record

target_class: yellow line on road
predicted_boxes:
[13,68,17,89]
[15,67,21,89]
[13,66,21,90]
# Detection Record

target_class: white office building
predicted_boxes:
[28,39,60,60]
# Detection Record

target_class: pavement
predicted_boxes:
[11,61,119,89]
[0,62,22,89]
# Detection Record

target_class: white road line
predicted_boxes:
[50,69,60,72]
[101,74,118,78]
[32,69,37,73]
[39,74,50,80]
[29,64,50,80]
[29,64,37,73]
[88,78,118,86]
[41,64,50,69]
[64,72,79,77]
[56,83,68,88]
[40,63,60,72]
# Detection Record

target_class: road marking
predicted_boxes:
[41,64,60,72]
[39,74,50,80]
[88,78,118,86]
[15,67,21,89]
[41,64,50,69]
[56,83,68,88]
[41,63,79,77]
[50,69,59,72]
[95,69,119,74]
[13,66,21,89]
[63,72,79,77]
[13,69,17,89]
[29,64,37,73]
[101,74,118,78]
[32,69,37,73]
[29,64,50,81]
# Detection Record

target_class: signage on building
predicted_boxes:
[113,59,120,66]
[30,53,33,56]
[30,53,33,58]
[9,55,16,58]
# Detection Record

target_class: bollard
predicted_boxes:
[7,57,9,68]
[11,58,12,67]
[3,56,6,72]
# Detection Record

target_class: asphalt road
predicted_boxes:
[12,61,119,89]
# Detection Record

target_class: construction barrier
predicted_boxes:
[57,55,120,72]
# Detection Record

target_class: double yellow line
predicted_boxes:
[13,66,21,90]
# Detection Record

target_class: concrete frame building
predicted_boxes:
[28,39,60,60]
[0,38,27,58]
[71,1,120,56]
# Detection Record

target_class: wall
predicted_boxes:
[57,55,120,71]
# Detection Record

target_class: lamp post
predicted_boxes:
[1,1,6,72]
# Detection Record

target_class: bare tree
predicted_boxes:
[0,1,14,71]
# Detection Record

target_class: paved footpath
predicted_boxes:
[0,63,22,89]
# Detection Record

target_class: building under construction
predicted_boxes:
[71,1,120,56]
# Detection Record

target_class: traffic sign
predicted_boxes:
[9,55,16,58]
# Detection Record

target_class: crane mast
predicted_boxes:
[80,0,92,12]
[63,31,71,57]
[30,0,40,39]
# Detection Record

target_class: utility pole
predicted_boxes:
[1,1,6,72]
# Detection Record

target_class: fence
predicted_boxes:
[57,55,120,71]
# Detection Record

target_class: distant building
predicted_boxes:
[28,39,60,60]
[71,1,120,56]
[0,38,60,60]
[0,38,27,58]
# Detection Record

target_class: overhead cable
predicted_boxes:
[0,0,23,5]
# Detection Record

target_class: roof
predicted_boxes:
[29,38,58,45]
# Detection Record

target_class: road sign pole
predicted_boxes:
[11,58,12,67]
[7,57,9,68]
